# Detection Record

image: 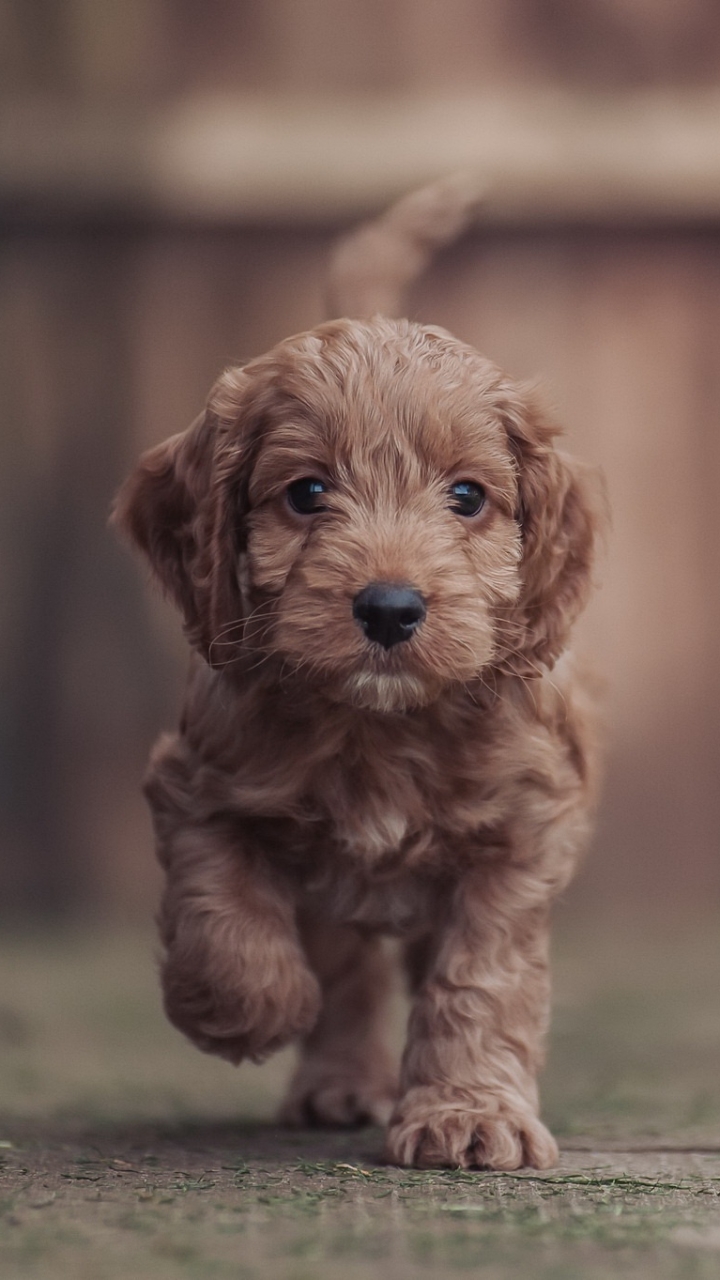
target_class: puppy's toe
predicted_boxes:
[473,1115,558,1171]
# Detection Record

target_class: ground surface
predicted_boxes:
[0,916,718,1279]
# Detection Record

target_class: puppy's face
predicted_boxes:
[240,326,522,711]
[115,319,596,711]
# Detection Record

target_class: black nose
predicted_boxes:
[352,583,427,649]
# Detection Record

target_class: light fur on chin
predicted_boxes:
[343,669,434,713]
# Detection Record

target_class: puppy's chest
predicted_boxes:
[320,765,420,862]
[308,734,500,870]
[302,859,443,934]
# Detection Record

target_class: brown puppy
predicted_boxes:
[114,177,602,1171]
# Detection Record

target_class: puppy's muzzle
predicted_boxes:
[352,583,426,650]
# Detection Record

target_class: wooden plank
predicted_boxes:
[4,90,720,225]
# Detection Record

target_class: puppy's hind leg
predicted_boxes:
[280,919,398,1128]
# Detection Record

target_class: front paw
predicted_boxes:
[385,1089,558,1170]
[161,939,321,1065]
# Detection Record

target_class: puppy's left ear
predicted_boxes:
[496,386,601,676]
[112,368,253,666]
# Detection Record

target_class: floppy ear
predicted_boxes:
[495,387,600,677]
[112,368,252,665]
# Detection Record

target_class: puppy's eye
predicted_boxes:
[287,477,328,514]
[448,481,486,517]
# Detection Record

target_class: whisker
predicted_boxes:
[208,599,281,659]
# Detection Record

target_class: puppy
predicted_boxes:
[114,175,602,1171]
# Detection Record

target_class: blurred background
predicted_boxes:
[2,0,720,925]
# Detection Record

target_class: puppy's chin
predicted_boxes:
[340,670,438,714]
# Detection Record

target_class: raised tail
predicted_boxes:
[326,171,486,320]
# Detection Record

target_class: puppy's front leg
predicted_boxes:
[386,865,558,1170]
[157,825,320,1064]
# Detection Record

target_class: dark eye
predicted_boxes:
[287,477,328,514]
[448,480,486,517]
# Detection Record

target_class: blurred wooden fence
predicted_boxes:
[3,0,720,918]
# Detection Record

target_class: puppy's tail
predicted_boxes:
[326,171,485,320]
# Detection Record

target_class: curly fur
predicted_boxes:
[113,176,602,1170]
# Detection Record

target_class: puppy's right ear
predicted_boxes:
[111,367,253,661]
[112,412,214,635]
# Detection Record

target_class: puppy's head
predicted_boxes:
[114,318,597,711]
